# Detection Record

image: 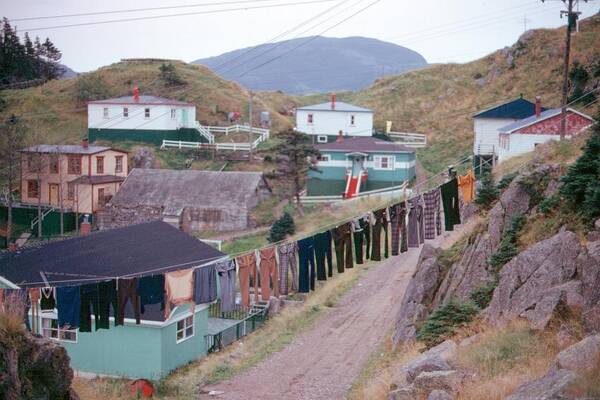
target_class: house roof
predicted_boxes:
[498,108,594,133]
[70,175,126,185]
[20,145,124,155]
[0,221,225,289]
[88,95,194,107]
[315,136,415,154]
[297,101,372,113]
[473,98,547,119]
[110,169,266,213]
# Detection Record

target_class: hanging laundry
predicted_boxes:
[297,237,316,293]
[383,209,389,259]
[359,214,371,260]
[458,169,476,203]
[332,222,353,272]
[164,269,195,319]
[351,219,364,264]
[371,209,386,261]
[277,242,298,295]
[237,252,259,306]
[389,204,401,256]
[441,178,461,231]
[0,288,4,310]
[408,196,425,247]
[314,231,333,279]
[194,264,218,304]
[215,259,236,312]
[40,287,56,311]
[138,275,165,314]
[259,247,278,300]
[29,288,40,333]
[79,283,99,333]
[423,188,442,240]
[117,278,141,325]
[97,280,118,330]
[57,286,81,329]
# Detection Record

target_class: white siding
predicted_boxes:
[295,109,373,137]
[498,133,560,161]
[88,104,196,130]
[473,117,519,155]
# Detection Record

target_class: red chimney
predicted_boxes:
[80,215,91,236]
[133,86,140,102]
[535,96,541,118]
[336,130,344,142]
[331,93,336,110]
[82,138,89,149]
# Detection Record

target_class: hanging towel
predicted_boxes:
[441,179,461,231]
[57,286,81,329]
[164,269,195,318]
[138,275,165,314]
[194,265,218,304]
[458,169,476,203]
[215,260,236,312]
[40,287,56,311]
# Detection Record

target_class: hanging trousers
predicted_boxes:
[314,231,333,280]
[371,209,385,261]
[117,278,140,326]
[297,237,316,293]
[277,242,298,295]
[423,188,442,239]
[389,204,401,256]
[333,223,353,272]
[80,281,118,332]
[237,252,259,306]
[408,197,425,248]
[216,260,237,312]
[353,230,364,264]
[441,179,461,231]
[359,217,371,260]
[259,247,279,300]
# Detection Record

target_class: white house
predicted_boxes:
[497,107,594,161]
[472,96,543,157]
[295,95,374,144]
[87,88,203,145]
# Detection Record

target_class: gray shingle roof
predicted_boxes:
[316,136,414,153]
[297,101,372,113]
[88,95,194,107]
[111,169,265,212]
[70,175,126,185]
[20,145,116,155]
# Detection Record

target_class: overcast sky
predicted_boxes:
[4,0,599,72]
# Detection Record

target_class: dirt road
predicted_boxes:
[203,222,474,400]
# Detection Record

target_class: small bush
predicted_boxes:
[474,173,499,210]
[416,300,480,347]
[267,212,295,243]
[538,195,560,215]
[497,172,517,190]
[73,74,112,103]
[488,213,526,271]
[159,63,186,86]
[469,281,497,309]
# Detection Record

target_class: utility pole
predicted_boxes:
[521,15,531,33]
[248,90,254,163]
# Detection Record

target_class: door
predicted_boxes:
[351,156,364,176]
[49,184,59,205]
[181,108,188,127]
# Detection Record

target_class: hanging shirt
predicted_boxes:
[40,287,56,311]
[164,269,195,318]
[458,169,476,203]
[194,264,218,304]
[56,286,81,329]
[138,275,165,314]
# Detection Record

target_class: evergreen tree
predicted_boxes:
[568,62,596,105]
[159,63,185,86]
[267,212,296,243]
[560,116,600,224]
[474,172,499,210]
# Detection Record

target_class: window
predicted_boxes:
[202,209,222,223]
[317,154,330,162]
[27,180,39,198]
[374,155,394,170]
[307,114,313,124]
[27,155,41,173]
[67,156,81,175]
[115,156,123,173]
[144,108,150,118]
[96,156,104,174]
[171,109,176,119]
[317,135,328,143]
[67,182,75,200]
[41,317,77,343]
[123,107,129,118]
[97,188,105,206]
[176,315,194,343]
[103,107,109,118]
[350,115,355,126]
[49,155,59,174]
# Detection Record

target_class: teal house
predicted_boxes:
[0,221,227,379]
[308,136,416,198]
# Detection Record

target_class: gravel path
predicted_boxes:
[201,223,473,400]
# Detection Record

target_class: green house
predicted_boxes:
[308,136,416,198]
[0,221,226,379]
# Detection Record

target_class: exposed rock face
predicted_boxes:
[581,239,600,334]
[505,368,576,400]
[388,386,417,400]
[402,340,457,383]
[554,334,600,373]
[428,390,453,400]
[413,370,464,395]
[484,231,583,329]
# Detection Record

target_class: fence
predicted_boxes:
[299,181,410,204]
[387,131,427,148]
[162,124,270,153]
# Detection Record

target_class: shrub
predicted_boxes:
[488,214,525,271]
[538,195,560,215]
[474,173,499,210]
[416,300,480,347]
[159,63,186,86]
[469,281,497,309]
[267,212,295,243]
[73,74,112,103]
[497,172,517,190]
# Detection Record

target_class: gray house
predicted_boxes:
[98,169,271,232]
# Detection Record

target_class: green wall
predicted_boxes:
[0,206,76,243]
[309,151,416,182]
[161,305,208,374]
[88,128,208,146]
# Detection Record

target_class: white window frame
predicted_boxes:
[374,155,394,171]
[144,108,151,119]
[317,135,328,143]
[175,315,194,344]
[41,316,78,343]
[170,108,176,119]
[307,113,314,124]
[350,114,355,126]
[317,154,331,163]
[103,107,109,119]
[123,107,129,118]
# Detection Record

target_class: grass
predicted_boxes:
[74,257,372,399]
[221,232,269,254]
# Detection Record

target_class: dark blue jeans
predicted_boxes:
[297,237,316,293]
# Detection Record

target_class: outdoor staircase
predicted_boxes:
[344,171,364,199]
[30,207,54,235]
[15,232,31,248]
[250,301,269,316]
[194,122,215,144]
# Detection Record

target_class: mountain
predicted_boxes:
[58,64,78,79]
[193,36,428,94]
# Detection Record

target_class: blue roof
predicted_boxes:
[473,98,547,119]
